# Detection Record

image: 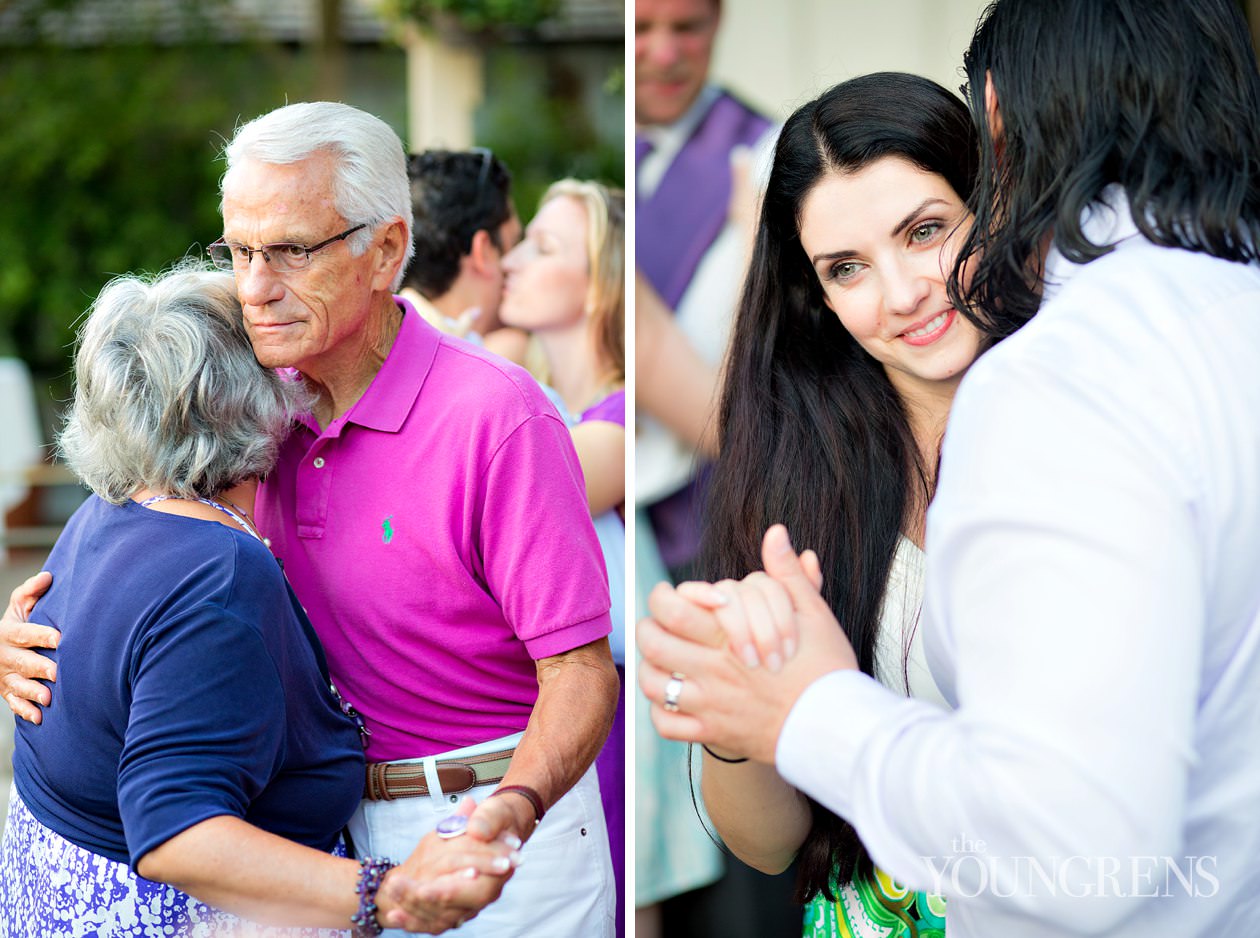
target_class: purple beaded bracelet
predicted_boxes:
[350,856,398,937]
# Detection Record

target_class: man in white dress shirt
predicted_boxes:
[638,0,1260,935]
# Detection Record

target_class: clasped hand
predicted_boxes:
[0,574,524,934]
[379,796,522,933]
[636,525,859,764]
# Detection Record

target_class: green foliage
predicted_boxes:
[0,0,621,400]
[0,38,302,388]
[381,0,561,36]
[477,46,624,217]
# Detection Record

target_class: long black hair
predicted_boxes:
[953,0,1260,336]
[697,72,978,902]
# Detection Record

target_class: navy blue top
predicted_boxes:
[13,496,365,868]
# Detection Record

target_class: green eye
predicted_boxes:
[830,261,861,282]
[911,223,942,243]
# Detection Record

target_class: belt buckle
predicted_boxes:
[439,761,478,794]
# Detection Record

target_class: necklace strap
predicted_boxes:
[139,494,264,542]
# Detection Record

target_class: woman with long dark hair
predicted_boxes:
[691,72,981,937]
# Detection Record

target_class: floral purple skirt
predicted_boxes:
[0,783,348,937]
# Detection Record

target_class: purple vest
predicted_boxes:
[636,91,771,571]
[636,91,772,308]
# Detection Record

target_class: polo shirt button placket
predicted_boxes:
[296,446,332,537]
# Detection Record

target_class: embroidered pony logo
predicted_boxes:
[382,516,395,544]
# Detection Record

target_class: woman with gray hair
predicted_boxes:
[0,265,516,937]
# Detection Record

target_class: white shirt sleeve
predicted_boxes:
[775,265,1208,934]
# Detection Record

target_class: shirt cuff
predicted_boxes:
[774,669,908,821]
[521,611,612,659]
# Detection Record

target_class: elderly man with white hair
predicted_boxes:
[2,102,619,938]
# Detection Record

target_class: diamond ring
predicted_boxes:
[663,672,685,713]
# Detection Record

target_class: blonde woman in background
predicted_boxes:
[499,179,627,936]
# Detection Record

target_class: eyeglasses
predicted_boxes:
[207,224,367,273]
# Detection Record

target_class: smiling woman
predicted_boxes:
[651,72,983,938]
[798,158,980,408]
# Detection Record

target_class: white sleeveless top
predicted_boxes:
[872,536,949,708]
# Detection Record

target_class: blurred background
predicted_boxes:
[0,0,623,815]
[712,0,1260,123]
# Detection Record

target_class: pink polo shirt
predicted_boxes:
[256,300,612,761]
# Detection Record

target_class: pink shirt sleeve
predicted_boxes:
[478,412,613,659]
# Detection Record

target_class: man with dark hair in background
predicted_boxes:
[402,149,525,361]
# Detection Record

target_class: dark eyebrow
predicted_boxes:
[891,198,949,237]
[809,198,953,267]
[809,248,858,268]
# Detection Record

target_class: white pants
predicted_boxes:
[347,733,615,938]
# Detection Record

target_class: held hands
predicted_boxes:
[378,797,522,933]
[1,572,58,723]
[637,525,859,764]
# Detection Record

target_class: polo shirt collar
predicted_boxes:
[325,296,438,435]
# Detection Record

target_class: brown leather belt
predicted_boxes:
[364,746,516,802]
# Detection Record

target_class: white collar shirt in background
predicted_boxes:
[635,85,721,198]
[776,187,1260,937]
